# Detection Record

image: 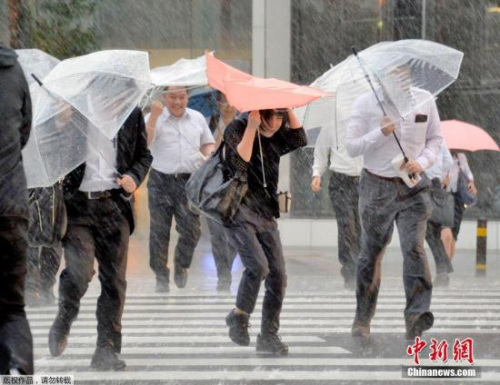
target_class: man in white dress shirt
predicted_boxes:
[146,86,215,292]
[311,127,363,290]
[346,64,442,341]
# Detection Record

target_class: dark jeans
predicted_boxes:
[26,245,62,297]
[328,171,361,282]
[225,206,286,335]
[356,170,433,325]
[0,217,33,374]
[58,194,129,352]
[148,169,201,283]
[207,217,237,285]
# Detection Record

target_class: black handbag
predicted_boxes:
[28,181,67,247]
[186,142,248,222]
[429,185,455,227]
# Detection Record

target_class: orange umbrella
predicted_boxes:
[205,53,329,112]
[441,120,499,152]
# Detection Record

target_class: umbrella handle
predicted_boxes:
[31,73,43,86]
[351,47,415,180]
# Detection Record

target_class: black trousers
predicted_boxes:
[225,206,286,335]
[328,171,361,282]
[26,244,62,296]
[207,217,237,285]
[58,194,129,352]
[0,217,33,374]
[356,170,433,325]
[148,169,201,283]
[451,192,465,240]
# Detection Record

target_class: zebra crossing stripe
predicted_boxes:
[28,319,500,328]
[34,357,500,368]
[33,346,351,356]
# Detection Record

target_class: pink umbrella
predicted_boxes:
[205,53,329,112]
[441,120,500,152]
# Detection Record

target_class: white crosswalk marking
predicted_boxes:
[28,289,500,384]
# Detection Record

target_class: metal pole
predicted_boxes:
[421,0,427,40]
[475,218,487,277]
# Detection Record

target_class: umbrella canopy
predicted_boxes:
[16,49,60,87]
[187,87,219,118]
[22,50,151,188]
[298,39,464,147]
[206,52,329,112]
[441,120,499,152]
[151,54,207,87]
[16,49,60,108]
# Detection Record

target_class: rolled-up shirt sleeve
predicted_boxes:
[415,99,442,170]
[346,97,387,157]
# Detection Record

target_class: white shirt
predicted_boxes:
[147,107,215,174]
[346,88,442,178]
[79,126,119,192]
[312,125,363,177]
[448,153,474,192]
[425,143,453,181]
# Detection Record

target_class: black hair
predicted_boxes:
[259,109,288,130]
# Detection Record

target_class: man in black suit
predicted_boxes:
[48,106,152,371]
[0,44,34,376]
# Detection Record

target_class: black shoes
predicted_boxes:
[40,289,56,306]
[155,278,170,293]
[406,311,434,340]
[216,280,231,292]
[48,316,71,357]
[434,274,450,288]
[174,265,188,288]
[256,333,289,356]
[351,318,371,341]
[90,348,126,371]
[344,278,356,291]
[226,309,250,346]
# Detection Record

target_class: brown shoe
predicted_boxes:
[48,317,71,357]
[351,319,371,339]
[406,311,434,340]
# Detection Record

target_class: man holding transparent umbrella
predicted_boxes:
[346,63,442,341]
[48,97,152,370]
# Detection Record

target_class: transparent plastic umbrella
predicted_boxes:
[22,50,151,188]
[297,39,464,148]
[16,49,60,115]
[141,54,209,109]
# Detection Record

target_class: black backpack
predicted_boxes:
[28,181,67,247]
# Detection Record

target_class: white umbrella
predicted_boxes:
[297,40,464,148]
[22,50,151,188]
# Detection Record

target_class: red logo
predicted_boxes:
[407,338,475,365]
